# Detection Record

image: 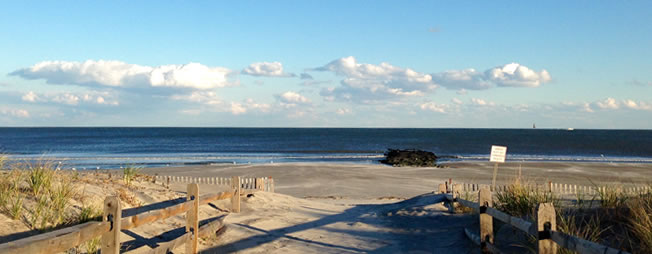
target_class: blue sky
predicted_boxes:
[1,1,651,128]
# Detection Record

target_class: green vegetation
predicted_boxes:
[486,179,652,254]
[123,165,141,186]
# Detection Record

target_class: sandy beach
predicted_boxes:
[142,161,652,199]
[2,161,651,253]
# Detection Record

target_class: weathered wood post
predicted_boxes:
[166,176,170,189]
[256,177,264,191]
[478,186,493,252]
[269,176,275,193]
[449,184,461,213]
[102,196,121,254]
[537,203,557,254]
[231,176,241,213]
[438,183,447,194]
[186,183,199,254]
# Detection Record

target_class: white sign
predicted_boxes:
[490,145,507,163]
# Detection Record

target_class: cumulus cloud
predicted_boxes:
[433,69,491,90]
[313,56,436,102]
[229,102,247,115]
[11,60,233,90]
[595,97,619,109]
[22,91,38,102]
[622,99,652,111]
[22,91,119,106]
[434,63,551,90]
[486,63,551,87]
[276,91,311,107]
[241,62,295,77]
[451,98,463,105]
[420,102,448,113]
[471,98,495,106]
[0,108,30,118]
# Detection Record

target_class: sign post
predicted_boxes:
[489,145,507,191]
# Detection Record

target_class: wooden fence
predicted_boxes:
[439,182,631,254]
[154,175,275,192]
[450,179,649,197]
[0,176,262,254]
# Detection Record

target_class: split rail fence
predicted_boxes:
[438,182,631,254]
[0,176,266,254]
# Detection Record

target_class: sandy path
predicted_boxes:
[201,191,478,253]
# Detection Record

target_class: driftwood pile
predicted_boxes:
[380,149,438,167]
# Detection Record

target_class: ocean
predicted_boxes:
[0,127,651,169]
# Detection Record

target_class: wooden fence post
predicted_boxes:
[269,176,274,193]
[256,178,264,190]
[438,183,447,194]
[478,186,493,252]
[102,196,121,254]
[537,203,557,254]
[231,176,241,213]
[186,183,199,254]
[449,184,461,213]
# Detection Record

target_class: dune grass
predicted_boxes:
[123,165,141,186]
[488,178,652,253]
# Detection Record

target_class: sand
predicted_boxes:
[142,161,652,199]
[2,161,651,253]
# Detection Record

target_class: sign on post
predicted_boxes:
[489,145,507,191]
[490,145,507,163]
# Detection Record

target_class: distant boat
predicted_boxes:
[567,128,574,131]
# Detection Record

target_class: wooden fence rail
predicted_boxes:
[0,175,266,254]
[439,182,631,254]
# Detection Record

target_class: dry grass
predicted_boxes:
[626,192,652,253]
[494,179,559,219]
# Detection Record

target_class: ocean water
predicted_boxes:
[0,127,651,169]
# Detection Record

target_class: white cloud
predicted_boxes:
[336,108,352,115]
[622,99,652,111]
[229,102,247,115]
[313,56,436,102]
[434,63,551,90]
[243,98,271,113]
[21,91,39,102]
[486,63,551,87]
[241,62,295,77]
[595,97,619,109]
[451,98,463,105]
[276,91,311,107]
[51,93,80,105]
[0,108,30,118]
[471,98,495,106]
[22,91,119,106]
[11,60,233,90]
[433,69,491,90]
[171,91,222,105]
[420,102,447,113]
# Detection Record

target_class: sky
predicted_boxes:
[1,1,651,128]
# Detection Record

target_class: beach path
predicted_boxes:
[200,191,478,253]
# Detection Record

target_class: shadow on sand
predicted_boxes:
[200,193,479,254]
